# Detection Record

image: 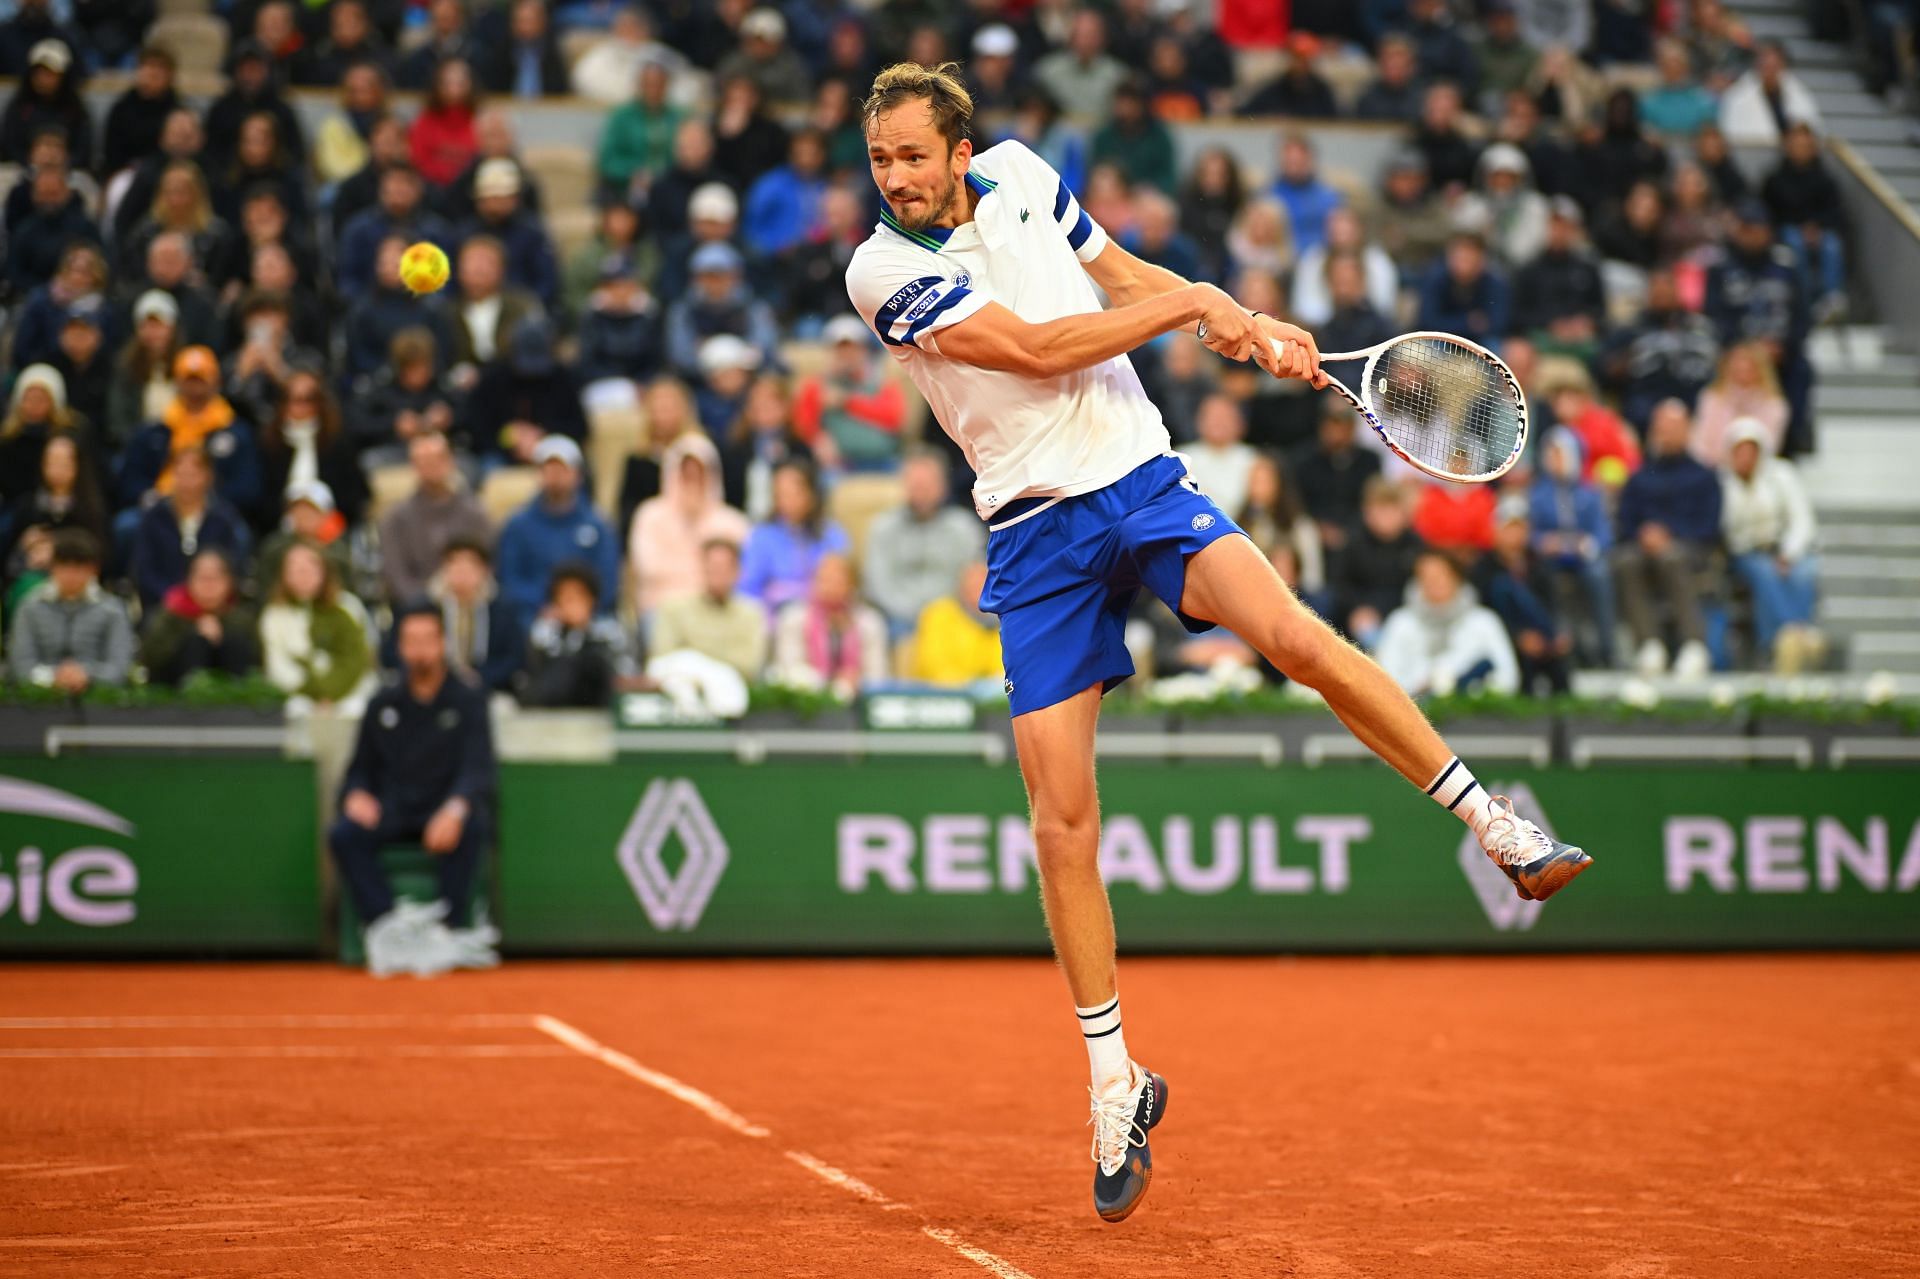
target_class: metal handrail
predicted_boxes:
[43,724,293,758]
[1569,734,1813,769]
[1829,736,1920,767]
[1096,732,1283,765]
[1303,732,1552,768]
[1828,135,1920,245]
[611,729,1010,765]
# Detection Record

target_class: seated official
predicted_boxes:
[329,603,499,975]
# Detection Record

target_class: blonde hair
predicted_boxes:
[153,159,213,234]
[1711,341,1783,398]
[861,61,973,150]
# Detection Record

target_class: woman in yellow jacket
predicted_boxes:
[909,562,1002,695]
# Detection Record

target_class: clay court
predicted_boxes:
[3,954,1916,1279]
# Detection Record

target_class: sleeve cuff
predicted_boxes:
[1073,217,1110,263]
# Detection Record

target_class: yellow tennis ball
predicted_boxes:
[399,241,450,295]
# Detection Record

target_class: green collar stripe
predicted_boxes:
[878,169,997,251]
[879,208,942,249]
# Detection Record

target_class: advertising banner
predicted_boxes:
[497,762,1920,953]
[0,759,320,953]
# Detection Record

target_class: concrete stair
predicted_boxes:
[1812,507,1920,672]
[1720,4,1920,678]
[1799,329,1920,673]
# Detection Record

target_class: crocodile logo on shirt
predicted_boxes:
[1020,208,1030,222]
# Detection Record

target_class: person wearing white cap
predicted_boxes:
[665,240,780,379]
[715,7,811,107]
[1719,417,1822,672]
[109,290,183,444]
[258,477,353,592]
[454,156,559,307]
[493,431,620,628]
[966,24,1022,113]
[1455,141,1548,268]
[692,333,762,436]
[656,177,743,303]
[793,314,908,474]
[0,364,80,507]
[0,38,92,172]
[850,62,1592,1220]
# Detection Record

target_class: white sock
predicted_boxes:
[1076,996,1131,1087]
[1426,756,1494,839]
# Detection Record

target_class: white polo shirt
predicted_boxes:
[845,140,1172,521]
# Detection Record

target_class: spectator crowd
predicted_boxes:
[0,0,1846,721]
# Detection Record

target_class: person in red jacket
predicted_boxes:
[1550,379,1643,491]
[791,315,906,475]
[409,57,479,188]
[1412,480,1497,555]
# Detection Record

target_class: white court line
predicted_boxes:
[0,1014,532,1030]
[531,1014,1034,1279]
[783,1150,909,1211]
[530,1014,770,1139]
[0,1044,570,1059]
[921,1227,1037,1279]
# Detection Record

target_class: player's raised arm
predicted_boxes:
[928,286,1254,377]
[1080,239,1327,386]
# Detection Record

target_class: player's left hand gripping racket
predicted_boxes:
[1277,330,1529,484]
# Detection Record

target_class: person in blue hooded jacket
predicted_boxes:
[1528,424,1616,668]
[494,434,619,629]
[742,128,829,259]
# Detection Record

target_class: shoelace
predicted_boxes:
[1481,796,1556,868]
[1087,1078,1147,1176]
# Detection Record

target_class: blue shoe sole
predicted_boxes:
[1510,847,1593,902]
[1095,1073,1169,1224]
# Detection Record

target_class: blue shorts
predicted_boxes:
[979,454,1245,717]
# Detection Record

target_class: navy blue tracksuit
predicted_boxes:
[330,672,496,928]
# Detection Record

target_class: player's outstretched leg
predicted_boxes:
[1179,536,1592,900]
[1011,684,1170,1222]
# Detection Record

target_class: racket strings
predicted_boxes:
[1368,339,1524,479]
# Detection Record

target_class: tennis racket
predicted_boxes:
[1278,330,1529,484]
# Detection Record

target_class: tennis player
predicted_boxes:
[847,64,1592,1224]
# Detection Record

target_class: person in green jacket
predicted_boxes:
[259,539,376,708]
[140,546,261,686]
[596,60,685,204]
[561,201,660,319]
[1089,79,1177,196]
